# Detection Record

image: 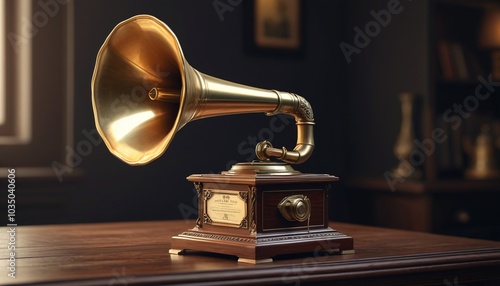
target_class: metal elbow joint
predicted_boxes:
[255,93,315,164]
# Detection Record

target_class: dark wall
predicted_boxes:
[65,0,349,223]
[12,0,433,225]
[342,0,429,177]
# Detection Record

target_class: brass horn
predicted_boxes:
[91,15,314,169]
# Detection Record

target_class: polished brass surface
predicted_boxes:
[92,15,315,166]
[222,161,301,175]
[278,194,311,222]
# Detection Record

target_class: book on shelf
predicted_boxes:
[436,40,484,81]
[435,113,466,177]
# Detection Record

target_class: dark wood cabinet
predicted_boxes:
[348,178,500,240]
[344,0,500,241]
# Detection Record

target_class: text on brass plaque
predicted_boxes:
[204,190,248,228]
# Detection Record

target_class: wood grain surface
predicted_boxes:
[1,220,500,285]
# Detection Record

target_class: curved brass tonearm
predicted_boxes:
[255,91,314,164]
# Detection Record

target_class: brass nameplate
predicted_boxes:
[204,190,248,228]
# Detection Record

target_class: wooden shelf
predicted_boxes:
[348,177,500,194]
[346,177,500,239]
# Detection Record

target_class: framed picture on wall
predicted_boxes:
[245,0,304,55]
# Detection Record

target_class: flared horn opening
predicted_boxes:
[91,15,188,165]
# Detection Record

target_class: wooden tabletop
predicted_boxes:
[1,220,500,285]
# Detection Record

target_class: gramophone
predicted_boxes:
[92,15,353,263]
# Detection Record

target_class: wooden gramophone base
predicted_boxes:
[169,170,354,263]
[170,227,354,264]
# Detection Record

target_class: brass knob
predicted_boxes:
[278,195,311,222]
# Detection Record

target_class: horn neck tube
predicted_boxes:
[150,66,315,164]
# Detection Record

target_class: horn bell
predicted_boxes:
[92,15,186,165]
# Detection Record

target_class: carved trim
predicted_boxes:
[194,182,202,197]
[297,94,314,122]
[239,191,248,201]
[204,189,213,200]
[180,231,256,243]
[258,231,346,243]
[240,219,248,228]
[202,190,213,225]
[249,186,257,234]
[203,213,212,224]
[193,182,203,227]
[178,231,346,244]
